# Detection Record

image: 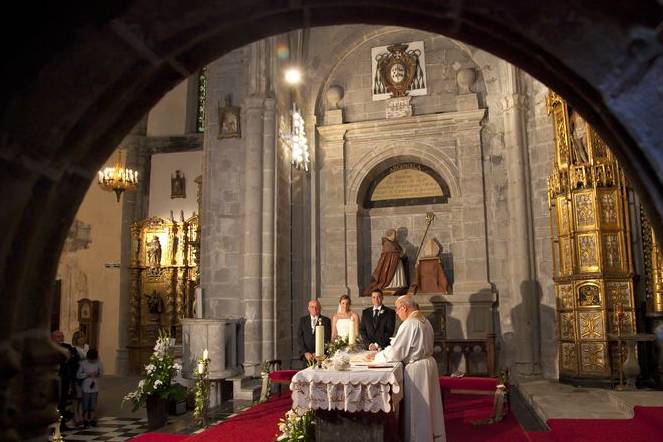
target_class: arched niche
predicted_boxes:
[355,157,454,295]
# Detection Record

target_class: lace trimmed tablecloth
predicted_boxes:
[290,362,403,413]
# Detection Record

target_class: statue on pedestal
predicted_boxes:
[364,229,408,296]
[411,238,449,294]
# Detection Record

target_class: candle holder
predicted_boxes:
[614,304,627,391]
[193,352,211,427]
[52,409,64,442]
[314,355,327,369]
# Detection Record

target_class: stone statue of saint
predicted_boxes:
[364,228,408,296]
[146,236,162,268]
[411,238,449,294]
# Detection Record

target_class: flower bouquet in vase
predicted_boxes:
[123,330,183,430]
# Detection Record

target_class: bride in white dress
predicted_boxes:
[332,295,360,340]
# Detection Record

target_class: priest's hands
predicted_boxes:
[365,352,376,361]
[304,352,314,362]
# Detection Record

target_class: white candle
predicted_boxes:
[348,316,356,345]
[203,349,208,360]
[194,287,203,318]
[198,361,204,374]
[315,321,324,357]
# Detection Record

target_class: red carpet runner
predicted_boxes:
[135,378,663,442]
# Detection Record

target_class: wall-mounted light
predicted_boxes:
[284,67,302,85]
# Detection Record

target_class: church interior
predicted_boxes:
[2,2,663,441]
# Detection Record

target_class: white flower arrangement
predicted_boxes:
[276,407,314,441]
[122,329,184,412]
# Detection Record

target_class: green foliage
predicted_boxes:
[324,335,349,358]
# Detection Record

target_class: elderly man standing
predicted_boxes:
[296,299,331,364]
[369,294,445,441]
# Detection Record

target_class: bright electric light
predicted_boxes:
[284,67,302,85]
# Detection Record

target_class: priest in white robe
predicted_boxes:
[369,294,446,442]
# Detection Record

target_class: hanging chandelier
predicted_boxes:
[97,148,139,202]
[288,103,310,172]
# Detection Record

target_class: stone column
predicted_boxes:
[316,125,349,299]
[241,95,265,375]
[261,97,276,361]
[453,111,492,294]
[502,66,539,375]
[117,118,149,375]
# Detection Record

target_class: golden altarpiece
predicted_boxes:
[547,91,637,383]
[127,214,199,374]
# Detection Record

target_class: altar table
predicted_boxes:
[290,362,403,412]
[290,362,403,442]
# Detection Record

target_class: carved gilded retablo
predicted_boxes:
[547,91,634,383]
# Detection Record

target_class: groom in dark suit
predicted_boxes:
[360,289,396,350]
[296,299,332,363]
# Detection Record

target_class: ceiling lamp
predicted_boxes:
[288,104,310,172]
[97,148,139,202]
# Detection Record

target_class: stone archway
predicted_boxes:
[2,2,662,440]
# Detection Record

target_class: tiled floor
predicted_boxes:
[51,416,151,441]
[50,398,255,441]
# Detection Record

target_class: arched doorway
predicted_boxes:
[2,2,662,440]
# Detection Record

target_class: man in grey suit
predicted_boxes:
[360,289,396,350]
[296,299,331,363]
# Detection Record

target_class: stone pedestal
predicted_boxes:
[315,410,399,442]
[324,109,343,125]
[181,318,244,380]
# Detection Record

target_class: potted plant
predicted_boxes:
[123,330,184,430]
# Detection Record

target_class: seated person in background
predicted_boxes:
[296,299,331,363]
[332,294,360,340]
[360,289,396,350]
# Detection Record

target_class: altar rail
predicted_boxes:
[440,333,496,377]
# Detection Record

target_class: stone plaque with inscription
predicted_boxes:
[366,163,448,208]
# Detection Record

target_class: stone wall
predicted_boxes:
[200,47,248,319]
[324,28,477,123]
[524,74,557,378]
[56,178,122,374]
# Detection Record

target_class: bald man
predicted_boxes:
[296,299,331,363]
[369,295,446,441]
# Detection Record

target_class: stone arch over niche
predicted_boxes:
[348,143,461,205]
[354,155,456,294]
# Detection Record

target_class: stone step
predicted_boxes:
[229,376,262,401]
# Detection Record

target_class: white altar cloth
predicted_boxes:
[290,362,403,413]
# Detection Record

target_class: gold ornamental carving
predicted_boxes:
[580,342,608,374]
[577,234,598,270]
[558,284,574,310]
[560,313,576,340]
[547,91,635,382]
[127,214,199,374]
[599,192,618,226]
[574,192,595,228]
[579,311,604,339]
[606,282,631,308]
[561,342,578,373]
[560,237,573,276]
[603,233,622,271]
